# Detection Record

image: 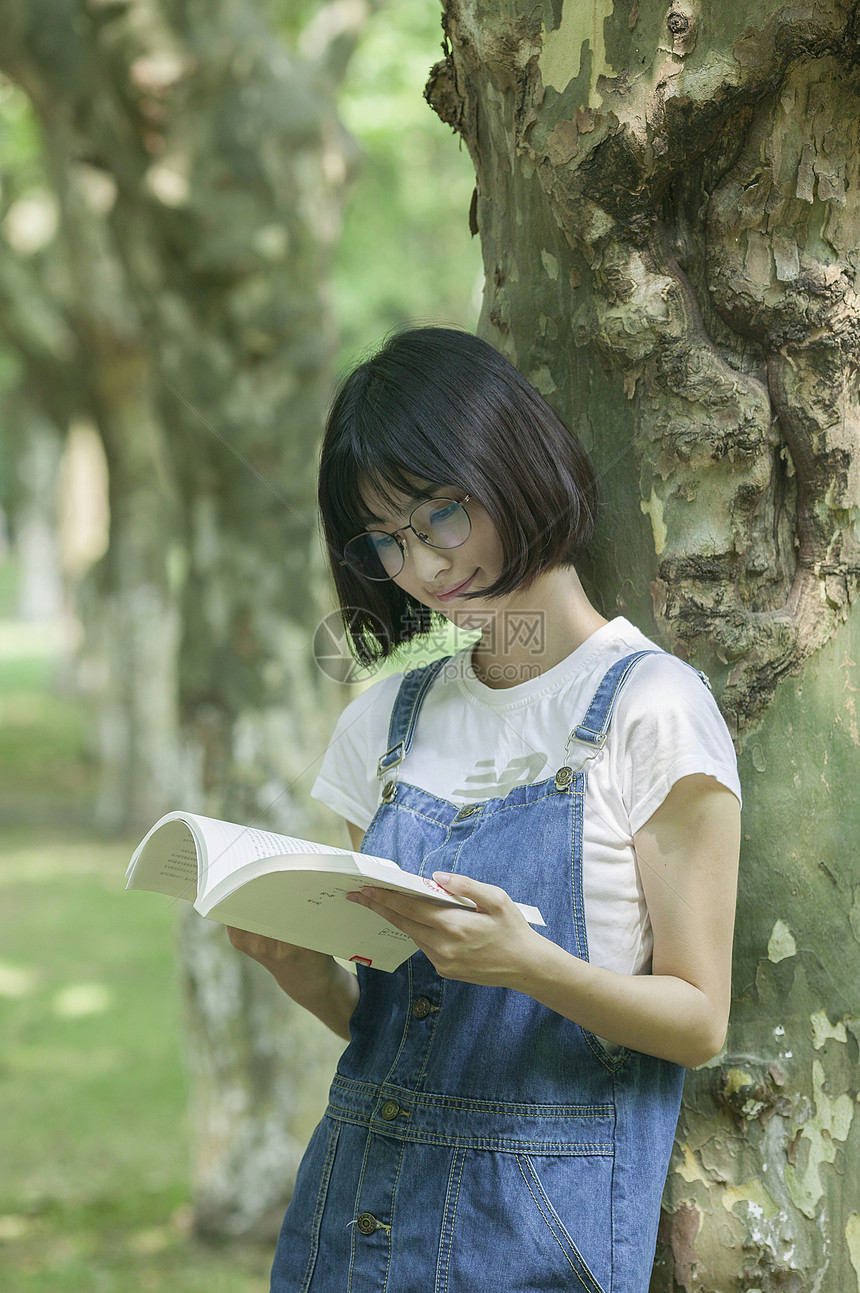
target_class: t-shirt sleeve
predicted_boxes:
[611,654,742,836]
[310,673,402,830]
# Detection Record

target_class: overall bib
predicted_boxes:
[271,652,686,1293]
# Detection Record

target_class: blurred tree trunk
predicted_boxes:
[9,406,64,622]
[0,211,84,626]
[0,0,372,1239]
[428,3,859,1289]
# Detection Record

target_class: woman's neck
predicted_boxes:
[464,566,608,690]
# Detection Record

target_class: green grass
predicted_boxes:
[0,560,272,1290]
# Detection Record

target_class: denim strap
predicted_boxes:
[572,649,711,750]
[376,656,452,779]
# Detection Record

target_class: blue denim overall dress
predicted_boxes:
[271,651,686,1293]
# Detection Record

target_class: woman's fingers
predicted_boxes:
[226,926,304,962]
[346,886,446,930]
[432,871,509,908]
[346,875,538,987]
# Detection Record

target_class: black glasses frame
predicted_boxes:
[340,495,472,581]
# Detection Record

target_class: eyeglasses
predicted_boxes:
[341,495,472,581]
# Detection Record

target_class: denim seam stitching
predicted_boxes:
[436,1146,466,1293]
[298,1119,339,1293]
[328,1081,614,1117]
[376,956,415,1093]
[346,1124,376,1293]
[581,1027,631,1073]
[517,1154,606,1293]
[380,1135,407,1293]
[323,1111,614,1151]
[516,1155,580,1281]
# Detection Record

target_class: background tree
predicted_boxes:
[0,0,370,1238]
[427,3,859,1289]
[0,0,481,1248]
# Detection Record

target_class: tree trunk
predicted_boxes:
[0,0,370,1237]
[10,407,65,623]
[428,4,859,1289]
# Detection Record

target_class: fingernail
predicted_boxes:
[434,872,451,883]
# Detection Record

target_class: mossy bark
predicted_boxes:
[428,3,860,1287]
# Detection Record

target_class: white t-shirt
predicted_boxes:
[310,617,741,977]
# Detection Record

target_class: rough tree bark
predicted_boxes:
[0,0,372,1238]
[427,3,859,1289]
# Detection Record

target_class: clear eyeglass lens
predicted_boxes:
[413,498,471,546]
[343,498,470,581]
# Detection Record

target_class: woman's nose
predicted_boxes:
[403,531,452,578]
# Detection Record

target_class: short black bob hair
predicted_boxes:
[318,326,597,667]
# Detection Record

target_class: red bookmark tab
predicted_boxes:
[350,955,373,967]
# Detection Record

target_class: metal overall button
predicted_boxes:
[356,1212,379,1235]
[412,996,432,1019]
[554,766,574,791]
[381,780,397,803]
[454,803,481,820]
[380,1099,402,1121]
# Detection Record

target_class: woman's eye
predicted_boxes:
[373,533,397,550]
[429,502,458,524]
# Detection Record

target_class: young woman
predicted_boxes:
[229,327,741,1293]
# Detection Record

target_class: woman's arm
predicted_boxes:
[515,775,739,1066]
[347,777,740,1067]
[225,820,366,1041]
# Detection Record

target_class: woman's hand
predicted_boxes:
[226,926,359,1040]
[227,926,317,970]
[347,874,543,988]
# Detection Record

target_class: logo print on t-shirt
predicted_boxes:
[452,754,548,800]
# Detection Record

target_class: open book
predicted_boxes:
[126,810,545,973]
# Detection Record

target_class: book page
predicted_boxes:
[126,810,361,903]
[205,871,418,972]
[126,819,201,900]
[196,821,358,899]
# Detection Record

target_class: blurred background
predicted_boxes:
[0,2,481,1287]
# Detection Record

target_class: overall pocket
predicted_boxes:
[436,1146,612,1293]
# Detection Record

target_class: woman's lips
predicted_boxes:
[434,571,477,601]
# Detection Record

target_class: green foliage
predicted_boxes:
[0,78,47,515]
[0,76,44,208]
[333,3,482,366]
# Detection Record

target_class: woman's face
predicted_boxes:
[357,479,505,622]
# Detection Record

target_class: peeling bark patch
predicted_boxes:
[846,1213,860,1292]
[640,487,667,553]
[723,1066,755,1096]
[539,1,613,96]
[720,1176,780,1222]
[850,886,860,944]
[668,1200,700,1293]
[810,1010,848,1050]
[767,919,796,962]
[674,1141,708,1184]
[528,363,556,395]
[785,1058,854,1218]
[541,248,559,279]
